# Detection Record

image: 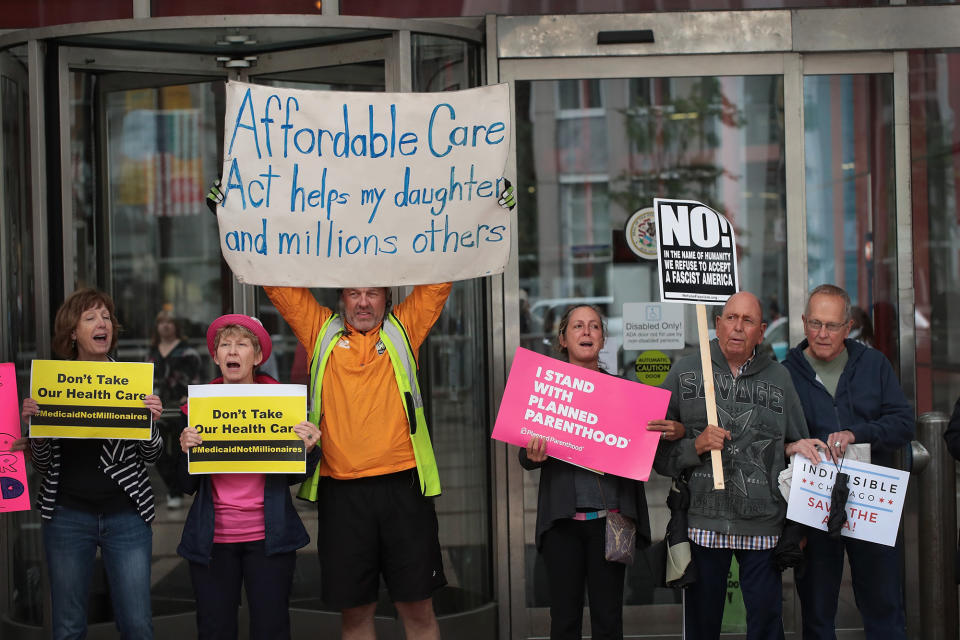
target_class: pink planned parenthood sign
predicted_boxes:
[492,347,671,481]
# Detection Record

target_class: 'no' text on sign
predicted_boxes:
[654,197,739,304]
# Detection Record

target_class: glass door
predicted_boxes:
[3,20,490,639]
[0,44,44,632]
[243,35,499,639]
[500,44,904,638]
[59,39,395,636]
[507,64,790,639]
[61,46,229,635]
[496,44,818,637]
[64,33,494,639]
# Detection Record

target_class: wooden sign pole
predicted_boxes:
[696,303,725,490]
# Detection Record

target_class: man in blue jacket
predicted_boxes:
[783,284,914,640]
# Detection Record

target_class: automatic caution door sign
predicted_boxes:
[653,198,739,304]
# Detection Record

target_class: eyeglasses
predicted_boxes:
[805,319,848,334]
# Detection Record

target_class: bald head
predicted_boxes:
[715,291,766,370]
[720,291,763,321]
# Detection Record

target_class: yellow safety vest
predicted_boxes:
[297,313,441,500]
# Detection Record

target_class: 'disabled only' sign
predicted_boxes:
[29,361,154,439]
[216,81,511,288]
[187,384,307,474]
[653,198,739,304]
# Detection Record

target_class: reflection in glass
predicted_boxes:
[0,47,44,627]
[516,74,787,635]
[411,34,494,614]
[909,51,960,414]
[803,74,898,370]
[71,74,98,290]
[100,80,224,619]
[104,83,223,374]
[412,35,480,92]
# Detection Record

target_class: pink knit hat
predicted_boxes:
[206,314,272,362]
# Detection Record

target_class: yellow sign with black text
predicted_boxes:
[29,360,154,439]
[187,384,307,474]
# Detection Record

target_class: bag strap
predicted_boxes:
[596,475,609,510]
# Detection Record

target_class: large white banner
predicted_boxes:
[216,81,511,287]
[786,453,908,547]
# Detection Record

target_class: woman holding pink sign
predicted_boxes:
[20,288,164,640]
[177,314,321,640]
[519,304,665,640]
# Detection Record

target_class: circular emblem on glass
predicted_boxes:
[625,207,657,260]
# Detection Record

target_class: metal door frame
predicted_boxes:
[57,46,227,301]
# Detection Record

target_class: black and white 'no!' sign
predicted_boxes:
[653,198,739,304]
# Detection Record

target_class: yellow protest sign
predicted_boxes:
[30,360,154,439]
[187,384,307,474]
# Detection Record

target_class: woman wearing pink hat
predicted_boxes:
[176,314,321,640]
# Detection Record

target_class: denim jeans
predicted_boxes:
[42,505,153,640]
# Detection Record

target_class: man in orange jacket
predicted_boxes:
[267,283,449,640]
[209,178,515,640]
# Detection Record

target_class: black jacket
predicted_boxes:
[519,449,651,551]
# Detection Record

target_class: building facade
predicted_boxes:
[0,2,958,638]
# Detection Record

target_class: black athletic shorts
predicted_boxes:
[318,468,446,609]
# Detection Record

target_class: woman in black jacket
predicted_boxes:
[518,304,674,640]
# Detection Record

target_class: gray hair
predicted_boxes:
[805,284,852,322]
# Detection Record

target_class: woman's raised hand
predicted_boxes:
[179,426,202,453]
[525,435,547,463]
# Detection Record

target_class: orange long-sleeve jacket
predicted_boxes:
[264,284,452,479]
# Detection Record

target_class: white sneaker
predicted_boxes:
[167,496,183,509]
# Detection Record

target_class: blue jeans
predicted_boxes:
[42,505,153,640]
[796,529,906,640]
[686,543,784,640]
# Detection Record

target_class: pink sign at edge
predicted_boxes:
[0,362,31,512]
[491,347,671,481]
